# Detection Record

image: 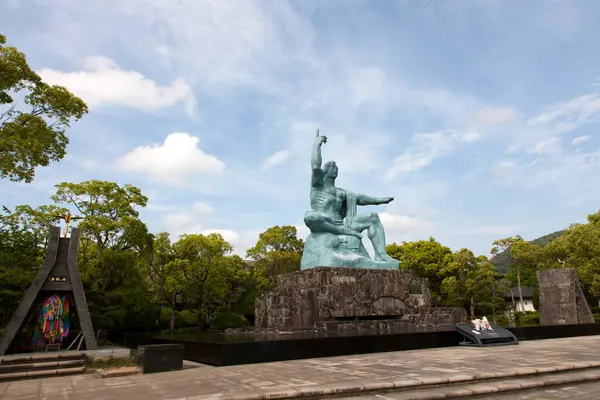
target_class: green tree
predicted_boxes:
[441,250,506,321]
[0,205,67,327]
[147,232,180,335]
[0,204,68,258]
[538,211,600,297]
[1,34,88,183]
[387,237,452,304]
[162,258,188,334]
[51,180,150,252]
[246,225,304,289]
[491,236,540,312]
[171,233,248,330]
[465,257,507,321]
[440,248,479,311]
[49,180,156,336]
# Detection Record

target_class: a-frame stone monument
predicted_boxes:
[0,226,97,355]
[537,268,594,326]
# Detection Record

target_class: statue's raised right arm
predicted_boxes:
[311,130,327,187]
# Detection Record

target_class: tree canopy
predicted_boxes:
[537,212,600,296]
[246,225,304,289]
[0,34,88,183]
[387,237,452,304]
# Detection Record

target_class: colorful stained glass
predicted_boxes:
[31,295,70,348]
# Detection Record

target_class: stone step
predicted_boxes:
[246,362,600,400]
[0,351,86,366]
[348,368,600,400]
[0,351,88,382]
[0,366,86,382]
[0,358,86,374]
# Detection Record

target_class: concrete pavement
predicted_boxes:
[1,335,600,399]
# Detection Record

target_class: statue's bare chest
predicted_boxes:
[311,187,345,205]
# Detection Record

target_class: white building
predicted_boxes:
[505,286,536,313]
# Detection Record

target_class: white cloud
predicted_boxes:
[505,93,600,155]
[159,202,249,253]
[454,225,522,236]
[201,229,241,246]
[193,202,214,215]
[38,56,196,114]
[572,135,591,145]
[118,132,225,184]
[491,161,517,178]
[385,129,480,180]
[145,204,179,212]
[294,224,310,241]
[322,131,392,174]
[261,150,290,170]
[527,94,600,132]
[163,212,201,239]
[287,122,392,174]
[567,148,600,171]
[384,181,447,219]
[35,0,315,92]
[475,107,519,125]
[529,137,561,155]
[380,212,434,233]
[492,148,600,188]
[349,67,390,108]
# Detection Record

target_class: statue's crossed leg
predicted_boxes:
[347,212,397,262]
[304,210,396,263]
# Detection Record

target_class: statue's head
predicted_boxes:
[322,161,338,179]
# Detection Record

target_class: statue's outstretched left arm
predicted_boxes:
[356,194,394,206]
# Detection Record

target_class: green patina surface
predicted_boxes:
[300,130,400,270]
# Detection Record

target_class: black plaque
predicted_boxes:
[138,344,185,374]
[456,323,519,347]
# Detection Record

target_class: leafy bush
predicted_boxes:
[88,356,137,370]
[159,307,173,325]
[593,313,600,323]
[178,310,197,326]
[210,311,247,331]
[532,287,540,311]
[158,326,199,335]
[494,315,508,326]
[513,311,524,323]
[517,311,540,326]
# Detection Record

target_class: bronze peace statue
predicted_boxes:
[300,130,400,270]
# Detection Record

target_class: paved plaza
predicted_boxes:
[1,336,600,400]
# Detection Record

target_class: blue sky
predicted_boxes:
[1,0,600,257]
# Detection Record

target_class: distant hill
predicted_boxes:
[490,230,566,274]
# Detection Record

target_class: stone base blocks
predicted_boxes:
[255,267,466,331]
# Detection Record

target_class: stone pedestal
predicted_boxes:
[255,267,466,332]
[537,268,594,325]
